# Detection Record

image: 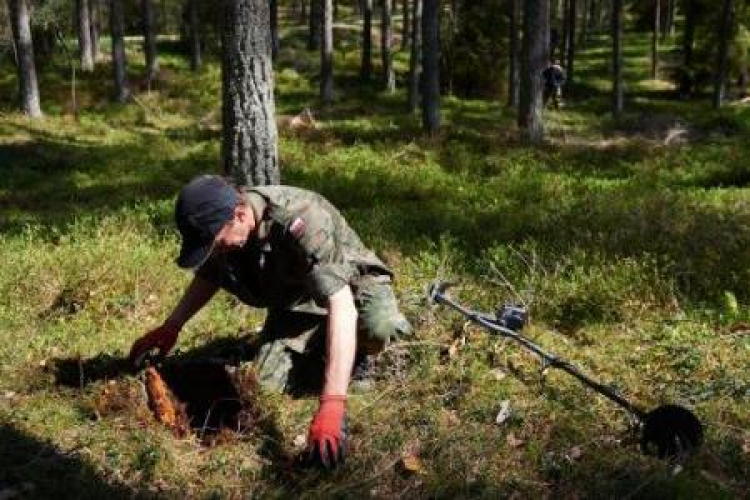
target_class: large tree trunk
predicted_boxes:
[611,0,623,115]
[408,0,422,111]
[270,0,279,59]
[507,0,520,107]
[77,0,94,72]
[519,0,547,143]
[189,0,202,70]
[566,0,577,81]
[110,0,129,102]
[421,0,440,134]
[651,0,659,79]
[713,0,734,108]
[308,0,321,50]
[141,0,159,88]
[222,0,279,186]
[321,0,334,102]
[361,0,372,79]
[381,0,395,92]
[401,0,410,50]
[89,0,101,62]
[7,0,42,117]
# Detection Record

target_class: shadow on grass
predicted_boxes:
[0,424,150,499]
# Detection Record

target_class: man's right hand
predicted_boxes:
[128,323,180,368]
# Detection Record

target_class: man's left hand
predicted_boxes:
[307,395,347,469]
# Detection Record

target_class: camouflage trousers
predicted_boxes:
[254,276,412,393]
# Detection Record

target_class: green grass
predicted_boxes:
[0,10,748,499]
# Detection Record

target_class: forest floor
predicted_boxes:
[0,9,748,499]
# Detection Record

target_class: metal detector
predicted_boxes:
[427,281,703,459]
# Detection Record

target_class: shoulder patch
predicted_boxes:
[288,217,306,239]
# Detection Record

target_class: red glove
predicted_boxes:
[307,395,347,469]
[128,323,180,368]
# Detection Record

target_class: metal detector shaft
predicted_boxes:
[432,290,647,421]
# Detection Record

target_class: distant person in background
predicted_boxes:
[543,60,567,109]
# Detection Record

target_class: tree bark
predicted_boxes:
[566,0,577,81]
[519,0,547,143]
[401,0,410,50]
[109,0,129,102]
[141,0,159,88]
[7,0,42,117]
[308,0,321,50]
[321,0,334,102]
[77,0,94,72]
[679,0,695,97]
[381,0,395,92]
[408,0,422,111]
[611,0,623,115]
[222,0,279,186]
[713,0,734,108]
[270,0,279,59]
[89,0,101,62]
[421,0,440,134]
[651,0,659,79]
[361,0,372,79]
[189,0,202,70]
[580,0,590,49]
[508,0,520,108]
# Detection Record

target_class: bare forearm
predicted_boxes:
[165,275,218,329]
[322,286,358,396]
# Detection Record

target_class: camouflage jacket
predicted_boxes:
[196,185,392,314]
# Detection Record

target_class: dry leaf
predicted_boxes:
[490,369,507,381]
[506,432,524,448]
[568,446,583,460]
[399,452,426,475]
[495,400,512,426]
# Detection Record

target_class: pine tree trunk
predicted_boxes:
[713,0,734,108]
[408,0,422,110]
[519,0,547,143]
[561,0,569,63]
[580,0,590,49]
[361,0,373,79]
[77,0,94,72]
[321,0,334,102]
[381,0,395,92]
[421,0,440,134]
[611,0,623,115]
[300,0,308,24]
[308,0,321,50]
[222,0,280,186]
[189,0,202,71]
[651,0,659,79]
[270,0,279,59]
[401,0,410,50]
[142,0,159,88]
[679,0,695,97]
[7,0,42,117]
[89,0,101,62]
[507,0,520,108]
[566,0,577,81]
[110,0,129,102]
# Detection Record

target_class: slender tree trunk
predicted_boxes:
[651,0,659,79]
[308,0,321,50]
[566,0,576,81]
[401,0,410,50]
[321,0,334,102]
[580,0,590,49]
[89,0,101,62]
[7,0,42,117]
[519,0,547,143]
[663,0,675,38]
[713,0,734,108]
[561,0,569,63]
[270,0,279,59]
[142,0,159,88]
[110,0,129,102]
[300,0,308,24]
[361,0,373,79]
[679,0,695,97]
[421,0,440,134]
[508,0,520,107]
[408,0,422,110]
[189,0,202,71]
[381,0,395,92]
[611,0,623,115]
[222,0,279,186]
[77,0,94,72]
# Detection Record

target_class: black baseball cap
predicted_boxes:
[174,175,239,269]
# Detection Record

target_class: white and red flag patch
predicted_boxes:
[288,217,306,238]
